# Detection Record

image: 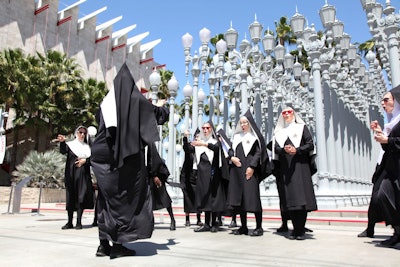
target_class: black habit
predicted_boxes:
[90,63,160,244]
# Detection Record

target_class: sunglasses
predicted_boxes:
[281,110,294,115]
[202,126,211,130]
[78,131,87,135]
[382,97,392,103]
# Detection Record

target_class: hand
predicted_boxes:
[153,177,162,188]
[75,158,86,167]
[245,167,254,180]
[284,145,296,155]
[374,131,388,144]
[231,156,241,167]
[370,120,382,133]
[57,134,66,142]
[156,99,167,107]
[184,130,190,137]
[191,140,206,147]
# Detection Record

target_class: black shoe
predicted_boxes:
[110,244,136,259]
[194,224,210,232]
[250,228,264,237]
[197,221,204,226]
[304,227,313,233]
[61,223,73,230]
[170,220,176,231]
[185,220,190,227]
[75,223,82,230]
[229,221,237,228]
[211,225,219,233]
[296,234,306,240]
[233,227,248,235]
[288,231,296,240]
[358,229,374,238]
[380,234,400,247]
[218,221,223,227]
[96,244,111,257]
[92,221,98,227]
[276,225,289,233]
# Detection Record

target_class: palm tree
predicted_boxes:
[0,48,37,170]
[274,16,297,46]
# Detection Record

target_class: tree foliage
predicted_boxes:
[11,150,66,188]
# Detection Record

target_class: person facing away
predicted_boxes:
[227,110,268,237]
[190,121,225,233]
[57,125,94,230]
[367,85,400,247]
[271,107,317,240]
[90,63,160,259]
[180,128,203,227]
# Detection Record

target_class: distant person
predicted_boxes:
[271,107,317,240]
[57,126,94,230]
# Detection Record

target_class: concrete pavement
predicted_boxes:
[1,205,399,267]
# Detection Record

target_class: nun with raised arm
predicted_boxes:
[57,126,94,230]
[189,121,225,233]
[227,110,269,237]
[271,107,317,240]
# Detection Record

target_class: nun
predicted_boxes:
[227,110,269,237]
[57,125,94,230]
[90,63,160,259]
[271,107,317,240]
[370,85,400,247]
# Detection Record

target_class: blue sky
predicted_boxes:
[59,0,391,104]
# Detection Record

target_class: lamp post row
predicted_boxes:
[149,1,397,206]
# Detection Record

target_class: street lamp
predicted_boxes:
[182,28,211,132]
[360,0,400,87]
[149,68,161,105]
[182,81,192,132]
[167,75,179,175]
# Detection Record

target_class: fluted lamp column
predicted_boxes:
[167,75,179,175]
[182,82,193,133]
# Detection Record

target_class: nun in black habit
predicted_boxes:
[369,85,400,247]
[147,142,176,231]
[227,110,269,237]
[90,63,160,259]
[189,121,226,232]
[180,129,203,226]
[271,107,317,240]
[57,126,94,230]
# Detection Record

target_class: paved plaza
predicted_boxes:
[1,204,399,267]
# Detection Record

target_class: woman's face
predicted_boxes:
[239,118,250,133]
[201,123,212,137]
[76,128,87,142]
[281,108,295,123]
[381,92,394,114]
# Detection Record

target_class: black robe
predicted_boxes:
[60,142,93,211]
[273,125,317,212]
[374,119,400,226]
[227,139,263,213]
[180,136,198,213]
[147,143,172,211]
[188,140,225,212]
[90,63,160,244]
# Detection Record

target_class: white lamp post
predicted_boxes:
[167,75,179,175]
[149,68,161,105]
